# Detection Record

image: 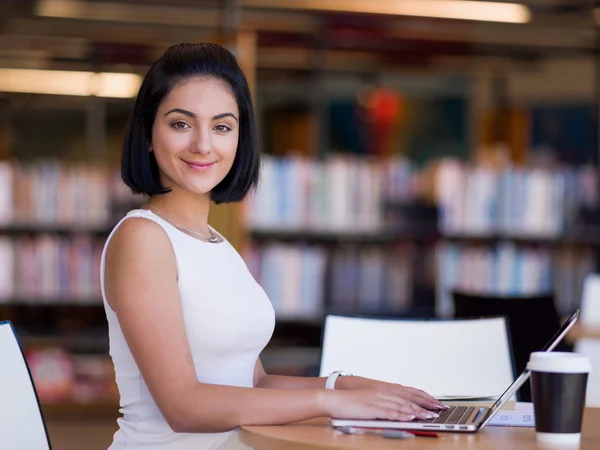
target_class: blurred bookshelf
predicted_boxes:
[246,154,599,375]
[0,161,142,305]
[1,137,598,403]
[0,153,582,384]
[0,160,140,413]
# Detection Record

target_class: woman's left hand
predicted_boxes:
[335,376,448,412]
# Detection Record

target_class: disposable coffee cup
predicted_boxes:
[527,352,591,445]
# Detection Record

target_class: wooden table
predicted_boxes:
[240,408,600,449]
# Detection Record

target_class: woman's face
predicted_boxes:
[151,76,239,197]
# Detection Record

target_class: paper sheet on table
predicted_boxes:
[488,402,535,427]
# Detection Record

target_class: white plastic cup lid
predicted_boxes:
[527,352,592,374]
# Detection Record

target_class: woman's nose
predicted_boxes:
[190,128,211,154]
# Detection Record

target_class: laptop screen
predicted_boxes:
[487,309,580,414]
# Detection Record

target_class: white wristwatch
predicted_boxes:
[325,371,353,390]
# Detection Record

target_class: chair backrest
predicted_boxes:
[0,321,51,450]
[574,339,600,407]
[575,274,600,407]
[580,274,600,326]
[319,314,515,399]
[452,290,562,402]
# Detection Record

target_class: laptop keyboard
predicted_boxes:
[414,406,475,424]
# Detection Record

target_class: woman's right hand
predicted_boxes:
[320,388,440,421]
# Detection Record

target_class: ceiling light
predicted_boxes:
[36,0,219,27]
[241,0,531,24]
[0,68,142,98]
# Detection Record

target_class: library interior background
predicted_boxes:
[2,1,600,448]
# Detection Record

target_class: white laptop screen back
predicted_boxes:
[483,309,580,424]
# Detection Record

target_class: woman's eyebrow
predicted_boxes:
[164,108,195,118]
[163,109,238,122]
[213,112,238,122]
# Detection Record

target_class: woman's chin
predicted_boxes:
[184,184,215,197]
[162,178,219,197]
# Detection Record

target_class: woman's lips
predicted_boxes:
[183,160,216,171]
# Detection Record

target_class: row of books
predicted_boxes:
[0,160,140,227]
[247,155,421,232]
[245,243,417,318]
[0,236,103,302]
[246,243,327,319]
[25,347,117,403]
[328,244,415,313]
[436,243,595,317]
[435,160,598,236]
[247,155,598,237]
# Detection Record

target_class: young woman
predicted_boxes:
[101,43,446,450]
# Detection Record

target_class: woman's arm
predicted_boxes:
[253,360,446,411]
[253,358,327,389]
[105,219,428,434]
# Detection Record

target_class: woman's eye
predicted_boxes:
[214,125,231,133]
[172,121,189,130]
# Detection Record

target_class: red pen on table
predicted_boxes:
[353,427,439,438]
[336,426,439,439]
[408,431,439,438]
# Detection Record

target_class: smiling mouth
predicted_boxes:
[183,160,217,170]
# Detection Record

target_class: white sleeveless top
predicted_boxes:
[101,209,276,450]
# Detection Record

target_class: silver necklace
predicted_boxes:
[146,205,219,243]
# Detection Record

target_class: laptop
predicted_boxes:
[330,309,579,433]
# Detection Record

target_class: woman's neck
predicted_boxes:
[146,188,212,232]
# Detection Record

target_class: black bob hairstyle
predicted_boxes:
[121,43,260,204]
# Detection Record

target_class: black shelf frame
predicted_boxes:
[0,300,104,306]
[0,224,112,236]
[249,228,439,245]
[250,228,600,247]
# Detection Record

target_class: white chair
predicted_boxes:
[574,274,600,407]
[575,339,600,407]
[319,314,515,400]
[579,274,600,325]
[0,321,51,450]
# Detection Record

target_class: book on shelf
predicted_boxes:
[0,238,14,299]
[0,162,13,225]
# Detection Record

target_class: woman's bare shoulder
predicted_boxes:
[108,217,170,252]
[104,216,177,308]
